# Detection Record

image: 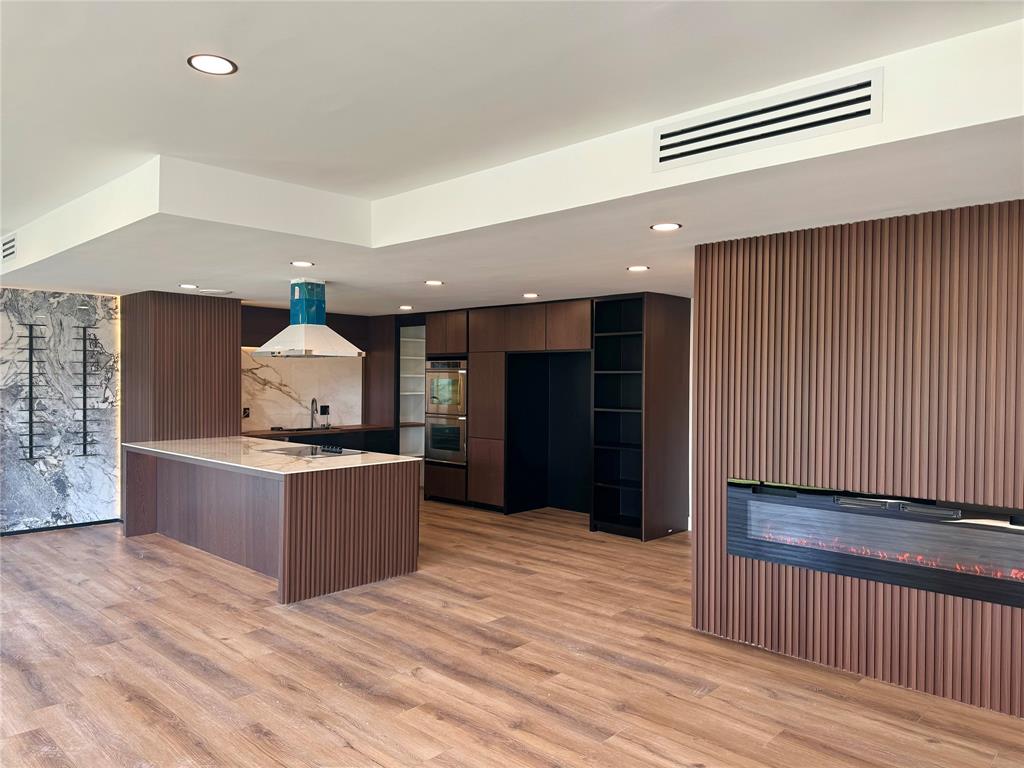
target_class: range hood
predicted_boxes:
[252,279,365,358]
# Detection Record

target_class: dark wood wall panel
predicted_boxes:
[280,461,420,603]
[693,199,1023,716]
[121,291,241,442]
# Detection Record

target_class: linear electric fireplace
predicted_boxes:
[728,481,1024,608]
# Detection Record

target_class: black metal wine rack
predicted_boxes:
[70,325,104,457]
[16,323,53,460]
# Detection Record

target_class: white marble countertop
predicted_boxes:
[123,436,420,478]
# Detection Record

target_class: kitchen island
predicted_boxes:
[121,436,421,603]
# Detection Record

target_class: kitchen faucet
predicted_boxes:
[310,397,318,429]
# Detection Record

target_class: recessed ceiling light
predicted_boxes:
[626,265,651,272]
[198,288,232,295]
[650,222,682,232]
[179,283,198,289]
[399,305,413,311]
[187,54,238,76]
[424,280,444,286]
[290,260,315,268]
[523,293,539,299]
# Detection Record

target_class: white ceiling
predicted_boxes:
[7,118,1021,314]
[3,1,1022,232]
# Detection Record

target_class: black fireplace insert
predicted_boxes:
[727,480,1024,608]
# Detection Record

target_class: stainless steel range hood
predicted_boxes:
[252,279,365,358]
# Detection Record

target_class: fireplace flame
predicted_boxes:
[761,527,1023,582]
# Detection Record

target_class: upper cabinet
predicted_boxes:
[506,305,546,351]
[426,310,467,356]
[425,313,446,355]
[468,307,507,352]
[545,300,591,350]
[469,304,560,352]
[445,311,467,355]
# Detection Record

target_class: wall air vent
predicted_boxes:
[654,68,883,170]
[2,234,15,261]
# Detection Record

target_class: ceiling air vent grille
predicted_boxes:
[1,234,15,261]
[654,68,883,170]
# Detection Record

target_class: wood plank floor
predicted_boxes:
[2,502,1021,767]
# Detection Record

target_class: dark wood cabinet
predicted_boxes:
[470,305,549,352]
[425,313,447,356]
[425,463,466,501]
[468,352,505,440]
[468,307,507,352]
[505,305,546,351]
[467,437,504,507]
[546,300,591,350]
[426,311,467,356]
[445,311,467,355]
[641,293,690,541]
[362,315,396,427]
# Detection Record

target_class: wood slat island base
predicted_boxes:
[122,437,421,603]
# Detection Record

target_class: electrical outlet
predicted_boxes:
[242,407,250,418]
[319,404,330,416]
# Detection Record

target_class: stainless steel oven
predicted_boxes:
[425,415,467,465]
[425,359,467,416]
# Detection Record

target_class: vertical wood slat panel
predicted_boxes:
[279,461,420,603]
[692,199,1023,717]
[121,291,241,442]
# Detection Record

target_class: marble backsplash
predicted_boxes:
[1,288,119,532]
[241,347,362,431]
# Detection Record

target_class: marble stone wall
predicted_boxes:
[241,348,362,431]
[1,289,119,532]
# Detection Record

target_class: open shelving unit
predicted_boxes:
[590,293,690,541]
[398,325,425,475]
[591,297,645,537]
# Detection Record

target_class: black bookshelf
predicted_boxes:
[591,297,645,536]
[590,293,691,541]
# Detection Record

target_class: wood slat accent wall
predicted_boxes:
[693,199,1023,716]
[121,291,241,442]
[280,461,420,603]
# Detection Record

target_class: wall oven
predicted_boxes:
[425,415,467,465]
[425,359,467,417]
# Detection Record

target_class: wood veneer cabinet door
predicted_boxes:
[505,305,546,351]
[546,300,591,350]
[363,314,396,426]
[425,313,447,355]
[425,463,466,501]
[467,437,504,507]
[445,311,468,355]
[468,307,507,352]
[468,352,505,440]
